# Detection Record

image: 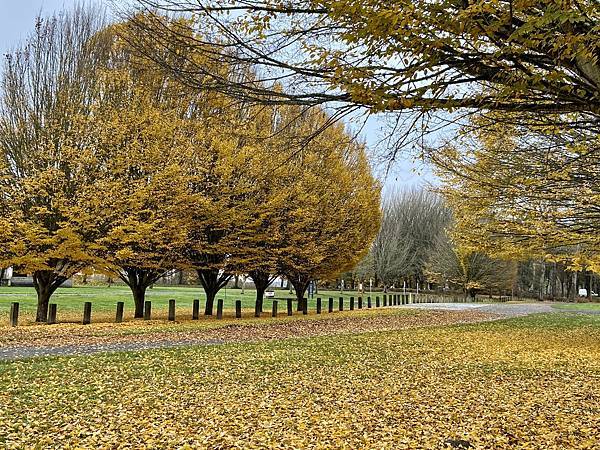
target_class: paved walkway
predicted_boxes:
[405,302,555,317]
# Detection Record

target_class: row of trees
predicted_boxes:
[123,1,600,289]
[0,7,381,322]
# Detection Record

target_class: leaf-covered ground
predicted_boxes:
[1,313,599,449]
[0,309,494,357]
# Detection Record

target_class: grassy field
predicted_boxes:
[551,302,600,311]
[0,313,599,448]
[0,285,378,326]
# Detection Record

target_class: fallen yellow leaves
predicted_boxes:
[0,314,599,449]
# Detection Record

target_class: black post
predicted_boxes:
[168,299,176,321]
[302,298,308,315]
[358,297,363,309]
[144,301,151,320]
[316,297,322,314]
[328,297,334,313]
[192,299,200,320]
[116,301,124,323]
[83,302,92,325]
[339,297,344,311]
[9,302,19,327]
[350,296,355,311]
[272,300,278,317]
[217,299,224,319]
[383,295,388,307]
[235,300,242,318]
[48,303,57,325]
[287,298,293,316]
[376,296,380,307]
[367,296,372,308]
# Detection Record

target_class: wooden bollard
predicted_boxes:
[48,303,57,325]
[168,299,176,321]
[192,299,200,320]
[316,298,322,314]
[383,296,388,307]
[358,297,363,309]
[9,302,19,327]
[339,297,344,311]
[116,302,124,323]
[367,296,372,308]
[144,301,151,320]
[287,298,293,316]
[217,299,224,319]
[83,302,92,325]
[272,300,278,317]
[235,300,242,318]
[302,298,308,315]
[328,297,334,313]
[376,296,380,307]
[350,296,355,311]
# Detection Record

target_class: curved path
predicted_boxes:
[405,302,555,316]
[0,303,555,361]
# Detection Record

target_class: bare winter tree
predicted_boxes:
[370,188,451,290]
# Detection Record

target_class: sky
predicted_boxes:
[0,0,435,195]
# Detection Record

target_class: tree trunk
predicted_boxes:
[288,273,310,311]
[33,270,67,323]
[197,269,231,315]
[132,285,147,319]
[233,275,240,289]
[569,271,578,302]
[120,267,164,319]
[586,270,592,301]
[249,270,273,316]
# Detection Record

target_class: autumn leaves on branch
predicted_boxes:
[0,8,381,321]
[131,0,599,283]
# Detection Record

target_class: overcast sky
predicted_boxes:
[0,0,434,195]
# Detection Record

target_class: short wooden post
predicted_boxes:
[47,303,57,325]
[367,296,372,308]
[116,302,124,323]
[83,302,92,325]
[235,300,242,318]
[376,296,380,307]
[339,297,344,311]
[192,299,200,320]
[350,296,355,311]
[383,295,388,307]
[168,299,176,321]
[287,298,293,316]
[316,297,322,314]
[9,302,19,327]
[144,301,151,320]
[301,298,307,315]
[328,297,334,313]
[272,300,278,317]
[358,297,363,309]
[217,299,224,319]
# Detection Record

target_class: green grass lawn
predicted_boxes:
[551,302,600,311]
[0,285,384,326]
[1,313,599,448]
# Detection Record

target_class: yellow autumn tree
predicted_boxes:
[0,6,113,322]
[432,113,600,276]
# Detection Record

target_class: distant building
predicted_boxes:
[0,267,72,287]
